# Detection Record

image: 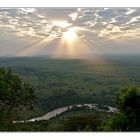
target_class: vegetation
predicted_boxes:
[0,107,105,131]
[0,55,140,131]
[1,55,140,113]
[0,67,36,129]
[103,86,140,131]
[59,114,101,131]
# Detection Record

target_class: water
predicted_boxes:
[13,103,116,123]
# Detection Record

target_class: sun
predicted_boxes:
[63,28,77,42]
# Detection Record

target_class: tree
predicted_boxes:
[103,86,140,131]
[62,114,101,131]
[0,67,36,125]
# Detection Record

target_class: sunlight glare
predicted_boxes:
[69,13,78,21]
[63,28,77,42]
[52,20,70,28]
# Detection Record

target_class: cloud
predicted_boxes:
[0,8,140,56]
[0,8,140,40]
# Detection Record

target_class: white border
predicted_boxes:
[0,1,140,140]
[1,133,140,140]
[0,0,140,7]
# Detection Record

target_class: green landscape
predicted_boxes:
[0,54,140,131]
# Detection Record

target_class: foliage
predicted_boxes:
[0,56,140,131]
[1,108,104,131]
[0,67,36,125]
[103,86,140,131]
[61,114,101,131]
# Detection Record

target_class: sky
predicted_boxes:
[0,8,140,58]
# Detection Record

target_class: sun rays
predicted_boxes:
[0,15,98,58]
[1,8,140,57]
[13,24,92,58]
[51,27,91,59]
[16,36,54,56]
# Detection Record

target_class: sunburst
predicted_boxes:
[63,28,77,42]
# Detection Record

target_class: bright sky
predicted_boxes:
[0,8,140,58]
